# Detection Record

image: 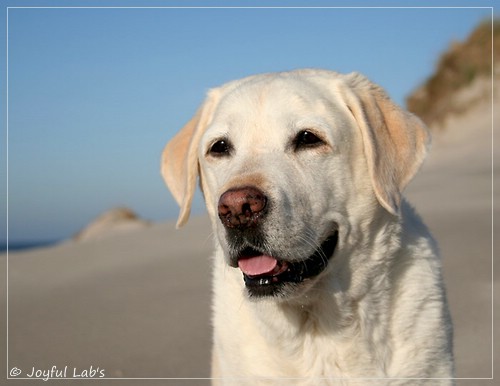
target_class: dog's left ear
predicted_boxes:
[342,72,430,216]
[161,90,220,228]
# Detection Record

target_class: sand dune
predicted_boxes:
[2,91,497,385]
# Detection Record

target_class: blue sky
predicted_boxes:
[0,1,493,242]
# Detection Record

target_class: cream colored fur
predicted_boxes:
[161,69,454,385]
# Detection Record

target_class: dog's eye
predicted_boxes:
[294,130,324,150]
[209,139,232,157]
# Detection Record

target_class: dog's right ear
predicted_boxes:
[161,91,220,228]
[341,72,430,216]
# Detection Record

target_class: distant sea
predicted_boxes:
[0,240,59,252]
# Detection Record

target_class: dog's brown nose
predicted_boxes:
[218,187,267,229]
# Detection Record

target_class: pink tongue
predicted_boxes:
[238,255,278,276]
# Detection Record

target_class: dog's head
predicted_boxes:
[161,69,429,299]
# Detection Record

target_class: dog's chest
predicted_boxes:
[211,257,393,382]
[216,295,386,381]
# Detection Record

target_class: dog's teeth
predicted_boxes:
[272,261,288,276]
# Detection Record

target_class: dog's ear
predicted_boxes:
[161,91,220,228]
[342,72,430,215]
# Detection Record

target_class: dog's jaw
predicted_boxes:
[228,231,339,299]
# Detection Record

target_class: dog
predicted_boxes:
[161,69,454,385]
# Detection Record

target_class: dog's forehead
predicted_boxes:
[212,74,345,125]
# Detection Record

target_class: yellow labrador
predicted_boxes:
[161,69,454,385]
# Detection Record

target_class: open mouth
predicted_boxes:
[236,231,339,298]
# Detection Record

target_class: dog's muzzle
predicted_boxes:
[217,186,338,298]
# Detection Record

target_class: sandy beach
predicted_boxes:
[1,93,497,385]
